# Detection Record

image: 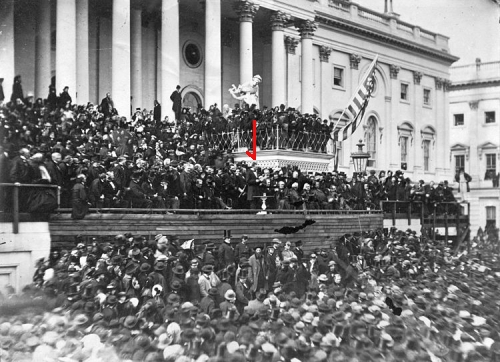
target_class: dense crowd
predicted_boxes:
[0,227,499,362]
[1,81,465,217]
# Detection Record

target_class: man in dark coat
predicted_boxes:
[126,172,153,208]
[59,86,72,107]
[72,174,89,219]
[170,85,182,121]
[10,148,33,183]
[0,78,4,104]
[100,92,114,117]
[45,152,64,187]
[218,235,235,269]
[154,100,161,123]
[246,163,260,209]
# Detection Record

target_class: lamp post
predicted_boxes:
[350,140,370,177]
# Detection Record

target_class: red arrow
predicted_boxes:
[246,119,257,160]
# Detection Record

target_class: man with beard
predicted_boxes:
[89,172,107,208]
[218,233,235,269]
[276,181,290,210]
[248,246,267,296]
[264,246,278,289]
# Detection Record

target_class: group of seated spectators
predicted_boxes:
[0,227,499,362]
[0,88,462,217]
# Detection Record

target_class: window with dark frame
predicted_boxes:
[365,117,377,168]
[485,111,496,124]
[423,139,430,171]
[486,153,497,176]
[401,83,408,101]
[333,67,344,87]
[401,136,408,163]
[454,114,464,126]
[486,206,496,229]
[455,155,465,174]
[423,89,431,105]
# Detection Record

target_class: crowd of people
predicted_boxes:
[0,227,498,362]
[0,81,464,217]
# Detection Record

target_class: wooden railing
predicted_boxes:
[0,183,60,234]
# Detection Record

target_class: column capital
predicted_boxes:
[350,53,362,69]
[389,64,400,79]
[469,100,479,110]
[296,20,317,39]
[285,36,299,55]
[413,71,423,85]
[435,77,443,90]
[270,11,291,31]
[319,46,332,62]
[233,1,259,22]
[443,79,452,92]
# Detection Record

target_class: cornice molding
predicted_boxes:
[314,13,459,64]
[449,79,500,91]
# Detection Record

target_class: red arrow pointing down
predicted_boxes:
[246,119,257,161]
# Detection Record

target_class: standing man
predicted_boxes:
[154,100,162,123]
[234,235,251,264]
[218,231,235,270]
[248,246,268,295]
[100,92,114,118]
[170,85,182,122]
[246,163,260,209]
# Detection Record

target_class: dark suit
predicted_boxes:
[246,169,259,209]
[45,160,63,186]
[170,90,182,121]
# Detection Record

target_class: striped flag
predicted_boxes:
[331,55,378,143]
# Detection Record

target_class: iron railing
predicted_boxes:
[205,127,333,154]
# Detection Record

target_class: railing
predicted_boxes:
[397,20,414,34]
[205,127,333,154]
[381,200,470,244]
[358,7,388,25]
[0,183,61,234]
[328,0,350,12]
[54,208,383,216]
[420,29,436,42]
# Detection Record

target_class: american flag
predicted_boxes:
[331,55,378,143]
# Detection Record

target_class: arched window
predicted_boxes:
[182,92,202,111]
[364,116,377,167]
[397,122,414,170]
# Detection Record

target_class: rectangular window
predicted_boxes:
[486,206,496,229]
[423,139,431,171]
[423,89,431,105]
[455,155,465,174]
[454,114,464,126]
[333,67,344,87]
[486,153,497,176]
[400,136,408,163]
[485,111,496,124]
[401,83,408,101]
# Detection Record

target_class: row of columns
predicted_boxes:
[1,0,319,117]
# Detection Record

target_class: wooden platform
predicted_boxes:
[49,211,383,252]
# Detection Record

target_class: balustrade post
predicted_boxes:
[13,184,19,234]
[276,126,279,150]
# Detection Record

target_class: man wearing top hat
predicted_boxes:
[218,231,235,269]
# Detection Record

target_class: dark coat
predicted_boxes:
[219,242,235,266]
[71,182,89,219]
[246,169,260,202]
[170,91,182,117]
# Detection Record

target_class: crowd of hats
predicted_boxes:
[1,95,460,213]
[0,227,499,362]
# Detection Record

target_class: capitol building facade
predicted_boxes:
[1,0,459,180]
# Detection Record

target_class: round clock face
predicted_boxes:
[184,42,202,68]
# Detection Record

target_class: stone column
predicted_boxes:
[76,0,90,104]
[161,0,180,122]
[297,20,317,114]
[204,0,222,108]
[389,64,400,169]
[434,77,444,174]
[131,6,142,111]
[35,0,51,99]
[270,11,288,107]
[319,46,332,119]
[233,1,259,85]
[413,71,423,177]
[56,0,77,99]
[112,0,131,117]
